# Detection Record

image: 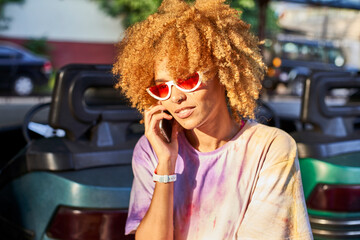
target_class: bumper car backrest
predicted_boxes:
[49,64,141,142]
[26,64,142,172]
[291,71,360,159]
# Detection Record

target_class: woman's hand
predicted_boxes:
[144,104,181,174]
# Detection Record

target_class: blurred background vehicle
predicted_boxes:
[0,42,52,96]
[263,34,357,96]
[262,0,360,97]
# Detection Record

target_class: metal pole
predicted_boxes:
[257,0,270,42]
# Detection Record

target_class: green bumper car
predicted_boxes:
[292,72,360,239]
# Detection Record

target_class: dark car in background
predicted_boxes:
[0,42,52,96]
[264,34,357,96]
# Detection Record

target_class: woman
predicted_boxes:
[113,0,313,239]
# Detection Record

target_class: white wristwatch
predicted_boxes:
[153,173,177,183]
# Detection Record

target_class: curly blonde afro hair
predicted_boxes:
[113,0,266,121]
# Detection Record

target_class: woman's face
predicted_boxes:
[154,58,229,130]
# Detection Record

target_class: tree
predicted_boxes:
[93,0,279,35]
[0,0,24,30]
[232,0,279,36]
[93,0,162,28]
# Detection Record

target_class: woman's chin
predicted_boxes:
[178,122,195,130]
[177,117,203,131]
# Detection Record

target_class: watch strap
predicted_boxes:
[153,173,177,183]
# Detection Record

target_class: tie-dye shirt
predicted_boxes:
[125,121,313,240]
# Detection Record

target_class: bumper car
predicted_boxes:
[0,64,140,240]
[292,71,360,239]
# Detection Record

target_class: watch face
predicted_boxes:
[160,176,168,183]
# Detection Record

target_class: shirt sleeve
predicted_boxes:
[125,136,157,235]
[237,131,313,240]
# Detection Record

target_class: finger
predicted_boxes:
[148,112,173,134]
[144,105,167,129]
[145,110,169,132]
[143,105,154,125]
[150,111,173,125]
[145,104,167,119]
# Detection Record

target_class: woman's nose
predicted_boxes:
[170,86,186,104]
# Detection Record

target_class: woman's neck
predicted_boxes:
[184,112,241,152]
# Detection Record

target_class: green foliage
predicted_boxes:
[0,0,23,9]
[93,0,162,27]
[23,37,51,57]
[93,0,279,35]
[0,0,24,30]
[231,0,279,35]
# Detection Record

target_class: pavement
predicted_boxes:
[0,96,51,128]
[0,96,51,105]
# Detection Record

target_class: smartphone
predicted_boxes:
[159,111,173,143]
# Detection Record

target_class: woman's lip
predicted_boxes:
[175,107,195,119]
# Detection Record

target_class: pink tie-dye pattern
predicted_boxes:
[125,121,313,240]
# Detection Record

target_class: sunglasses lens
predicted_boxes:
[177,72,199,90]
[148,83,169,99]
[147,72,200,100]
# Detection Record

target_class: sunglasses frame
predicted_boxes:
[146,72,203,101]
